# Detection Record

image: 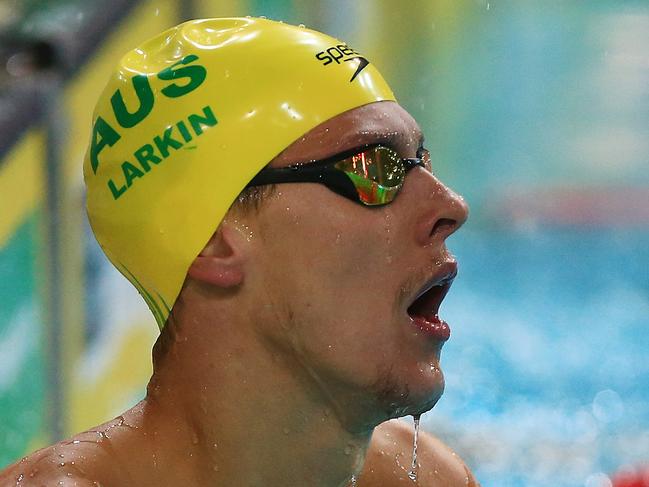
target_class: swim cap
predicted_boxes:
[84,18,396,329]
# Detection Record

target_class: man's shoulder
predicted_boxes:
[0,428,121,487]
[1,463,98,487]
[359,419,480,487]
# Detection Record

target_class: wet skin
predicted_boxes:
[256,100,469,427]
[0,101,473,486]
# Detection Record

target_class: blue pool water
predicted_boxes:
[425,227,649,487]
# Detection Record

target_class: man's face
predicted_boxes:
[242,101,468,428]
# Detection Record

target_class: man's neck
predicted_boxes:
[133,304,375,486]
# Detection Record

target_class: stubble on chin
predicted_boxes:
[369,363,414,420]
[369,362,444,421]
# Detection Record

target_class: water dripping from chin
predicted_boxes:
[407,414,421,481]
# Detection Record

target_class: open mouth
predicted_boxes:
[406,264,457,341]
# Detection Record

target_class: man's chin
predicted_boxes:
[372,368,446,420]
[337,369,445,433]
[408,387,445,416]
[382,388,444,420]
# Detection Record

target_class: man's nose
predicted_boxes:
[415,176,469,246]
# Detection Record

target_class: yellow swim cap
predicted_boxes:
[84,18,396,329]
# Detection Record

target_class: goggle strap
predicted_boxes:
[247,165,339,187]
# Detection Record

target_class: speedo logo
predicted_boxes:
[315,44,370,82]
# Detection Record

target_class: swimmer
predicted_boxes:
[0,18,476,486]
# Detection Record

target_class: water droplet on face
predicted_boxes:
[200,398,208,415]
[283,427,290,435]
[349,474,357,486]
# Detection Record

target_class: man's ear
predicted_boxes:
[186,223,246,288]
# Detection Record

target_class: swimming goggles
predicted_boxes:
[245,145,431,206]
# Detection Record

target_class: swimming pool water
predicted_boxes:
[425,228,649,487]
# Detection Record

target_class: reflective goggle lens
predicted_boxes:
[334,146,405,205]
